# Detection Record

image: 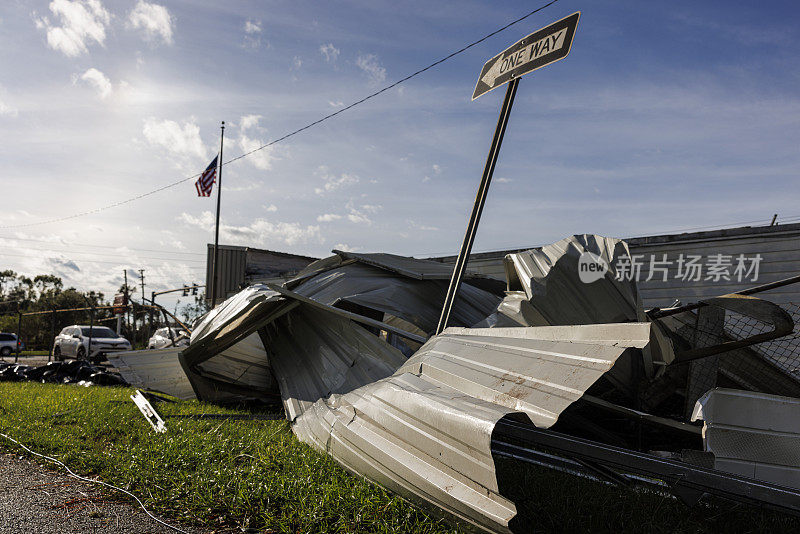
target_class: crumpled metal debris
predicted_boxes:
[181,250,504,404]
[178,238,800,532]
[0,360,127,387]
[181,245,656,532]
[478,234,645,327]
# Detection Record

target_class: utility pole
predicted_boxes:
[139,269,146,301]
[124,269,134,346]
[139,269,146,346]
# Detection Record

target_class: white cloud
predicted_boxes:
[264,204,277,212]
[0,91,17,117]
[314,166,359,195]
[316,213,341,222]
[360,204,382,213]
[292,56,302,70]
[239,135,274,170]
[240,114,262,131]
[356,54,386,86]
[345,201,381,225]
[432,164,441,174]
[328,100,344,107]
[243,19,263,48]
[34,0,111,57]
[334,243,359,252]
[179,211,322,246]
[127,1,173,45]
[496,177,513,183]
[319,43,339,63]
[142,117,206,159]
[407,219,438,232]
[244,19,261,34]
[235,115,275,170]
[76,67,112,99]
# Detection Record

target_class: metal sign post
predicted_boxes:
[436,12,580,335]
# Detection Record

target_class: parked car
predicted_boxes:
[0,333,23,357]
[148,327,190,349]
[53,325,131,363]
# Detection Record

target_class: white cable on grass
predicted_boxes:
[0,432,190,534]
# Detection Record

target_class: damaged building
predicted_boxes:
[147,226,800,533]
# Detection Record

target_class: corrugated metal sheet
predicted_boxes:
[108,348,195,400]
[264,306,407,421]
[333,250,494,281]
[205,245,316,304]
[196,332,276,393]
[183,255,502,405]
[692,388,800,489]
[206,245,247,302]
[499,234,644,326]
[291,323,652,533]
[290,262,501,333]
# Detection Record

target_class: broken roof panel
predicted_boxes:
[108,348,195,400]
[502,234,644,326]
[290,323,653,532]
[333,249,497,281]
[289,262,501,333]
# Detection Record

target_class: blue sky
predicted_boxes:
[1,0,799,308]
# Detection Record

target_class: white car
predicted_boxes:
[53,325,131,362]
[148,327,190,349]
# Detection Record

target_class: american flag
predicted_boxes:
[195,156,218,197]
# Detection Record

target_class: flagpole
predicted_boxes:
[211,121,224,309]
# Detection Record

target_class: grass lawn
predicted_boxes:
[1,382,799,534]
[5,350,50,356]
[0,382,457,533]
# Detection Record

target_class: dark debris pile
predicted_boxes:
[0,360,128,387]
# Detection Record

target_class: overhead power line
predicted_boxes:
[0,234,205,256]
[2,251,206,269]
[1,243,206,263]
[0,0,560,230]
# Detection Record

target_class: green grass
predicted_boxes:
[0,350,50,357]
[19,350,50,356]
[0,382,458,533]
[1,382,799,534]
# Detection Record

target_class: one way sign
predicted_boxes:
[472,12,580,100]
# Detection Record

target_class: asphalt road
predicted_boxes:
[0,453,205,534]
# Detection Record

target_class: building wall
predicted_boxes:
[205,245,247,303]
[206,245,316,304]
[429,223,800,308]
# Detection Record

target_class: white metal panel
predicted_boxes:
[692,388,800,489]
[109,348,195,400]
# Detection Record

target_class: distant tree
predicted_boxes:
[180,291,210,326]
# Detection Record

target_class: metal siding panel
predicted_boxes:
[632,233,800,308]
[109,348,195,400]
[431,227,800,308]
